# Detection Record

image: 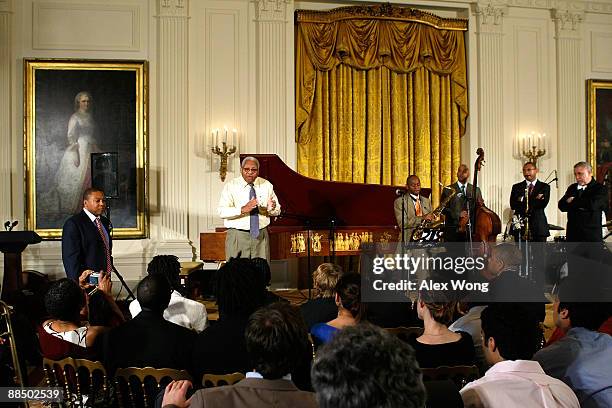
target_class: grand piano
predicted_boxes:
[200,154,431,285]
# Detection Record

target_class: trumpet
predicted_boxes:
[411,189,457,241]
[0,300,25,389]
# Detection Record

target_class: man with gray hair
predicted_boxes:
[217,156,281,260]
[558,161,608,242]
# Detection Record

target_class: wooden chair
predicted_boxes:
[43,357,110,407]
[114,367,192,408]
[201,372,245,388]
[421,365,480,388]
[385,326,424,341]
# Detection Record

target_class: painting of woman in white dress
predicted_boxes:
[25,59,147,238]
[53,91,100,214]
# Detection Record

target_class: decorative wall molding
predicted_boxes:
[0,1,11,225]
[552,8,584,38]
[158,0,188,18]
[0,0,10,13]
[473,0,612,14]
[33,2,141,50]
[253,0,290,22]
[474,3,507,27]
[590,31,612,72]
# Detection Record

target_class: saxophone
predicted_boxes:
[411,189,457,241]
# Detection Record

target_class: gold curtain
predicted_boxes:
[295,5,468,205]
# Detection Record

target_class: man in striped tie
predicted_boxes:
[62,187,114,282]
[218,156,281,261]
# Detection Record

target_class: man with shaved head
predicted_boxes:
[394,175,434,242]
[441,164,483,241]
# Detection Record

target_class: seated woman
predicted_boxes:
[300,263,343,330]
[311,272,362,346]
[39,272,123,360]
[408,291,475,368]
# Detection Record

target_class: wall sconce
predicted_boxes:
[515,131,547,166]
[211,127,237,182]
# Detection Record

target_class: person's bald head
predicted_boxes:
[457,164,470,183]
[137,274,172,314]
[406,175,421,195]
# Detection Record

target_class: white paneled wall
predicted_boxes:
[2,0,612,283]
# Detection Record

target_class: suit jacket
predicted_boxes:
[441,182,482,241]
[510,179,550,238]
[394,194,433,242]
[102,310,196,376]
[62,210,113,281]
[558,179,608,242]
[187,378,318,408]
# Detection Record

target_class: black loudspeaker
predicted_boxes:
[91,152,119,199]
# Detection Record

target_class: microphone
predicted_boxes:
[395,189,407,196]
[8,220,18,231]
[554,170,558,188]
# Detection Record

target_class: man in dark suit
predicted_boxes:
[62,187,112,281]
[102,274,196,375]
[442,164,483,242]
[162,302,316,408]
[558,161,608,242]
[510,162,550,241]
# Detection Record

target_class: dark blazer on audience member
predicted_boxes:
[185,378,318,408]
[102,310,195,375]
[300,297,337,330]
[510,179,550,239]
[62,210,113,281]
[558,179,608,242]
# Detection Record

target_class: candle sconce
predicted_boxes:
[211,127,237,182]
[515,131,547,166]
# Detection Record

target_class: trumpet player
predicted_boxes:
[394,175,434,242]
[510,162,550,242]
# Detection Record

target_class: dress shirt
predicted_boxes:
[129,290,208,333]
[217,176,281,230]
[83,207,110,244]
[460,360,579,408]
[449,306,487,371]
[533,327,612,408]
[457,182,467,195]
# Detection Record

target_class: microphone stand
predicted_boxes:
[105,199,135,302]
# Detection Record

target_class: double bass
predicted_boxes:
[458,148,502,242]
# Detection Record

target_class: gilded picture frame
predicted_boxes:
[24,59,148,239]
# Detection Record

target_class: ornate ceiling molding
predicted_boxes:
[473,0,612,14]
[158,0,188,18]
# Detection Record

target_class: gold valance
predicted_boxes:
[296,4,468,138]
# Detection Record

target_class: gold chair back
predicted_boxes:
[421,365,480,387]
[202,372,245,388]
[114,367,192,408]
[43,357,109,407]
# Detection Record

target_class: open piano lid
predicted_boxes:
[240,154,431,228]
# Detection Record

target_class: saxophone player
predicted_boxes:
[394,175,434,242]
[510,162,550,242]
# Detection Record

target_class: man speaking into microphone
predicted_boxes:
[62,187,113,281]
[394,175,433,242]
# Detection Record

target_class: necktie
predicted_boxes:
[460,185,466,196]
[414,198,423,216]
[528,183,534,195]
[249,184,260,238]
[95,218,112,273]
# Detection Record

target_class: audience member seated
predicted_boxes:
[191,258,265,380]
[460,304,579,408]
[310,272,362,346]
[102,274,196,375]
[161,302,317,408]
[546,303,612,346]
[480,243,545,322]
[365,268,419,329]
[39,273,122,360]
[408,291,475,368]
[300,263,342,330]
[251,257,287,305]
[449,302,488,373]
[533,298,612,408]
[129,255,208,333]
[311,323,428,408]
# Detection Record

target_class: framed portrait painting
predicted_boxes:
[24,59,148,239]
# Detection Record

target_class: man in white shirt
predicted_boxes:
[460,304,579,408]
[217,156,281,261]
[130,255,208,333]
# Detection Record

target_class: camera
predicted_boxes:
[89,272,100,285]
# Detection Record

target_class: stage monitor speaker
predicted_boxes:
[91,152,119,199]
